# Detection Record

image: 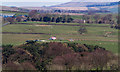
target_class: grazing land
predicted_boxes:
[1,2,119,71]
[2,23,118,53]
[1,11,28,16]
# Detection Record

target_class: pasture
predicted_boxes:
[1,11,28,16]
[2,23,118,53]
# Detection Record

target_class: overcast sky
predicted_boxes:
[1,0,119,7]
[1,0,119,2]
[1,0,72,7]
[1,0,71,2]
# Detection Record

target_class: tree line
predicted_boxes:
[3,10,118,26]
[27,10,73,23]
[73,14,118,25]
[3,10,74,24]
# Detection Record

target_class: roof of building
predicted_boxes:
[0,13,16,16]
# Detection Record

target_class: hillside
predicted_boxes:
[0,6,29,12]
[2,42,118,70]
[51,2,92,7]
[50,2,118,13]
[50,2,114,7]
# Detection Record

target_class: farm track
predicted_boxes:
[14,23,110,27]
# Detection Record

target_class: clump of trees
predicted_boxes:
[2,44,15,64]
[2,10,73,24]
[2,42,118,71]
[3,10,118,26]
[27,10,73,23]
[6,17,15,24]
[74,14,117,25]
[111,25,120,29]
[78,25,87,34]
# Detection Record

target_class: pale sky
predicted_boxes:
[1,0,119,2]
[1,0,71,2]
[0,0,119,7]
[0,0,72,7]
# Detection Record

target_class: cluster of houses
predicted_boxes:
[49,36,57,40]
[0,13,16,18]
[1,13,28,22]
[16,15,28,22]
[0,13,14,17]
[0,13,27,18]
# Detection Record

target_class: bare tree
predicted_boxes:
[28,10,38,17]
[6,17,15,24]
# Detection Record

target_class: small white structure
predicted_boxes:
[40,40,47,42]
[0,13,16,18]
[84,20,86,23]
[49,36,56,40]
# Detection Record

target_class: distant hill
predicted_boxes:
[50,2,118,13]
[50,2,118,7]
[0,6,29,12]
[2,1,118,13]
[0,6,19,11]
[50,2,101,7]
[86,2,118,7]
[71,0,119,2]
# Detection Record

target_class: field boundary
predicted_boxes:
[2,32,51,35]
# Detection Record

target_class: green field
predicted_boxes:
[1,11,28,16]
[2,23,118,53]
[16,21,111,26]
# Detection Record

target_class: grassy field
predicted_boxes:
[2,23,118,53]
[2,24,118,35]
[16,21,111,26]
[1,11,28,16]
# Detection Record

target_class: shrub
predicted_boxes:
[78,26,87,34]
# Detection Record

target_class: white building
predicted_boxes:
[0,13,16,18]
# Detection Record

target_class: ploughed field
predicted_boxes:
[2,22,118,53]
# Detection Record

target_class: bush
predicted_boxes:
[2,44,16,64]
[78,26,87,34]
[2,42,117,70]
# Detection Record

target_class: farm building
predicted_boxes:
[49,36,57,40]
[0,13,16,18]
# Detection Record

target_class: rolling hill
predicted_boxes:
[50,2,118,13]
[1,1,119,13]
[0,6,29,12]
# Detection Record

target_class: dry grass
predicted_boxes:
[53,7,88,10]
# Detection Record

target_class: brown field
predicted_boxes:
[53,13,84,15]
[34,25,51,27]
[89,7,99,10]
[53,7,88,10]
